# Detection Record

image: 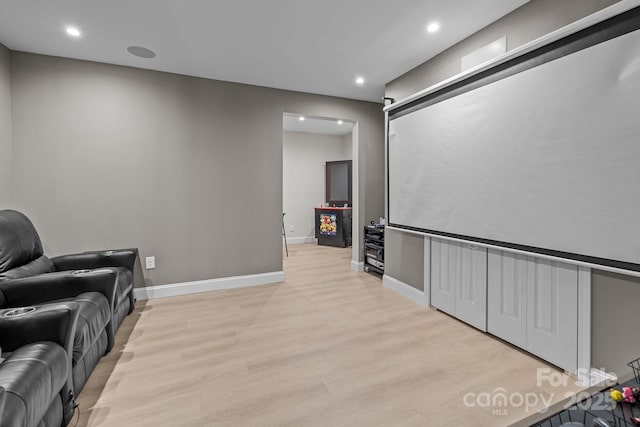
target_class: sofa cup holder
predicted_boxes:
[3,307,37,317]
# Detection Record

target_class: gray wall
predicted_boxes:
[386,0,621,101]
[591,271,640,376]
[9,52,384,286]
[0,43,11,203]
[384,0,637,374]
[384,228,424,291]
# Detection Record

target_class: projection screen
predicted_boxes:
[388,6,640,271]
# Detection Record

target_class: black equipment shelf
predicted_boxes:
[364,225,384,274]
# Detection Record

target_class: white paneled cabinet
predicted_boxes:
[487,249,578,372]
[486,250,529,349]
[526,258,578,372]
[431,238,487,331]
[419,235,588,374]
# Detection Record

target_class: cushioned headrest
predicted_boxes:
[0,210,44,274]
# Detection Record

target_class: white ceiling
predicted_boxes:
[283,114,353,136]
[0,0,529,103]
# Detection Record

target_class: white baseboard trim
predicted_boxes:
[581,367,618,387]
[285,236,316,245]
[383,274,428,307]
[351,260,364,272]
[134,271,285,301]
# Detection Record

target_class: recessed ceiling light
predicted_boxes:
[427,22,440,33]
[66,26,81,37]
[127,46,156,59]
[337,120,343,125]
[299,116,305,121]
[355,77,365,85]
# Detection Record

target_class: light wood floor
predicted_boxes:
[76,243,583,426]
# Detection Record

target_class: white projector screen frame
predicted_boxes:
[387,5,640,273]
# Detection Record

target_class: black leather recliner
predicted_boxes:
[1,270,117,395]
[0,209,137,332]
[51,249,136,335]
[0,209,137,395]
[0,387,5,422]
[0,302,79,426]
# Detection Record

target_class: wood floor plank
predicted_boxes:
[76,243,583,426]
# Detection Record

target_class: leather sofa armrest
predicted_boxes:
[0,302,78,421]
[0,270,118,311]
[0,343,72,426]
[51,248,137,273]
[0,386,5,419]
[0,302,78,354]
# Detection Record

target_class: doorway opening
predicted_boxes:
[282,113,356,259]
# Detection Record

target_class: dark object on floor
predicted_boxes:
[282,212,288,257]
[0,302,79,426]
[0,209,138,395]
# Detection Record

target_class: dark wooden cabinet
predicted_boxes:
[315,207,352,248]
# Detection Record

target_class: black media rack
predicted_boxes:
[364,225,384,274]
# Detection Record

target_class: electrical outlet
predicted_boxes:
[145,256,156,270]
[289,225,294,232]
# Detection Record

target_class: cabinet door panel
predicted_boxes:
[431,238,487,331]
[456,244,487,331]
[526,259,578,372]
[430,238,457,315]
[487,249,529,348]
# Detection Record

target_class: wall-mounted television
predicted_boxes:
[326,160,352,207]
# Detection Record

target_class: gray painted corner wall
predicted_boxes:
[591,270,640,377]
[0,43,12,204]
[383,0,636,374]
[385,0,621,101]
[8,52,384,286]
[384,227,424,291]
[341,133,353,159]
